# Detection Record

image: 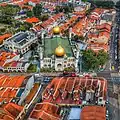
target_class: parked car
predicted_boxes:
[63,71,77,77]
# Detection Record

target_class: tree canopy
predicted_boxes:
[55,4,74,14]
[93,1,114,8]
[33,4,43,17]
[82,49,108,71]
[116,1,120,9]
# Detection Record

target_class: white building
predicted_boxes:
[4,31,38,54]
[40,26,79,72]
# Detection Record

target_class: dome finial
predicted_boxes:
[55,45,65,57]
[53,26,60,34]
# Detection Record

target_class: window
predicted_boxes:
[64,61,67,63]
[48,64,51,67]
[68,64,70,67]
[44,64,47,67]
[57,64,62,67]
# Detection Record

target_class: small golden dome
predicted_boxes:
[55,45,65,57]
[53,26,60,34]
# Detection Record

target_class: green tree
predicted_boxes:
[64,67,75,72]
[97,50,108,66]
[33,4,43,17]
[19,25,26,31]
[82,49,108,71]
[55,4,74,14]
[82,0,87,2]
[93,1,114,8]
[26,11,33,17]
[116,1,120,9]
[40,14,49,21]
[55,6,63,13]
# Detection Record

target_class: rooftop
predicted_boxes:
[25,17,39,23]
[0,52,17,67]
[29,102,61,120]
[42,77,107,105]
[44,36,74,57]
[0,103,23,120]
[80,106,106,120]
[0,75,26,103]
[5,31,35,46]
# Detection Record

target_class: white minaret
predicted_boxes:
[69,28,72,40]
[79,0,81,4]
[41,30,44,39]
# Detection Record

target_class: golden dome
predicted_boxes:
[55,45,65,57]
[53,26,60,34]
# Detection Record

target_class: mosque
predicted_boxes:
[39,26,79,72]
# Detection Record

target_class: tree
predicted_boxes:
[55,4,74,14]
[33,4,43,17]
[115,1,120,9]
[82,49,108,71]
[64,67,75,72]
[73,35,84,41]
[19,25,26,31]
[26,11,33,17]
[27,64,37,73]
[97,50,108,66]
[0,4,20,16]
[82,0,87,2]
[55,6,63,13]
[40,14,49,21]
[93,1,114,8]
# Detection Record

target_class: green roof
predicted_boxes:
[44,36,74,57]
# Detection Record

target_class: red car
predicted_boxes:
[63,71,76,77]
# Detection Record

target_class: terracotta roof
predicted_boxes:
[0,75,26,103]
[60,16,78,32]
[25,83,39,104]
[96,23,111,32]
[0,52,17,67]
[87,43,108,52]
[80,106,106,120]
[0,103,23,120]
[25,17,39,23]
[0,34,12,44]
[0,3,8,7]
[20,5,33,10]
[42,77,107,105]
[33,13,64,32]
[29,102,61,120]
[4,103,23,119]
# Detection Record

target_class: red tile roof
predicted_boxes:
[0,103,23,120]
[0,75,26,103]
[0,34,12,45]
[25,17,39,23]
[0,52,17,67]
[96,23,111,33]
[29,102,61,120]
[80,106,106,120]
[42,77,107,105]
[87,43,108,52]
[20,5,33,10]
[4,103,23,119]
[33,13,64,32]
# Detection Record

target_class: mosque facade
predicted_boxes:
[39,26,79,72]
